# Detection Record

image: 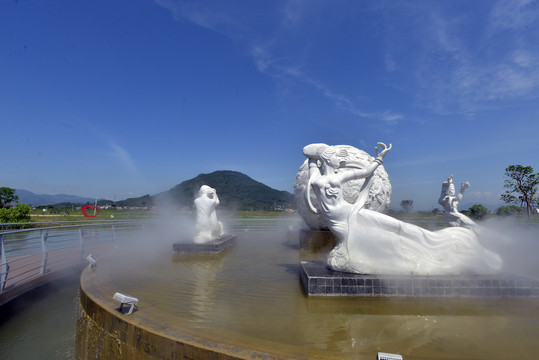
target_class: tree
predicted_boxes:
[468,204,488,220]
[500,165,539,218]
[400,199,413,212]
[0,203,31,223]
[496,205,522,216]
[0,187,19,208]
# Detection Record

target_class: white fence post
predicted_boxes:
[40,229,49,275]
[0,234,8,291]
[0,221,139,297]
[79,226,84,260]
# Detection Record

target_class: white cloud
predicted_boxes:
[108,142,138,173]
[381,0,539,115]
[487,0,538,35]
[284,67,403,123]
[154,0,402,124]
[154,0,234,30]
[512,49,534,67]
[384,53,397,72]
[281,0,305,28]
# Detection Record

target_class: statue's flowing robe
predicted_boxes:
[327,176,502,275]
[339,207,502,275]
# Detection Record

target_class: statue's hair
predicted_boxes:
[303,143,348,162]
[199,185,213,195]
[320,146,335,160]
[320,146,348,161]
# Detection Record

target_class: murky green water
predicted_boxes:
[2,216,539,359]
[0,274,79,359]
[81,218,539,359]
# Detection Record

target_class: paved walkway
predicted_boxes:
[0,243,111,306]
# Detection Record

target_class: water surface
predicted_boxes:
[81,217,539,359]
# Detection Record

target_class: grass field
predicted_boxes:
[24,207,539,225]
[27,207,289,223]
[29,207,153,222]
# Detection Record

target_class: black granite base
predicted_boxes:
[172,235,237,253]
[300,260,539,298]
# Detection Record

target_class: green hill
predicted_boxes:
[118,170,294,211]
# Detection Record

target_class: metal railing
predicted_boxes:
[0,221,142,293]
[0,220,130,231]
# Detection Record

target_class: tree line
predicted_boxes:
[0,187,31,223]
[399,164,538,219]
[2,164,538,223]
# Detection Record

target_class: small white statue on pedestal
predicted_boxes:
[438,175,476,228]
[194,185,224,243]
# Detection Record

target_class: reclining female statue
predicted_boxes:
[303,142,501,275]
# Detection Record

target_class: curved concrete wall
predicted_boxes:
[75,268,303,360]
[76,287,250,360]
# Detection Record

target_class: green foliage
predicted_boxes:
[468,204,488,220]
[400,199,413,212]
[0,187,19,208]
[496,205,522,216]
[501,165,539,217]
[0,204,31,223]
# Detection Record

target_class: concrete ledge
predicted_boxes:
[300,260,539,298]
[172,234,237,253]
[77,282,246,360]
[77,265,308,360]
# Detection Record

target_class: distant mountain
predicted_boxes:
[11,171,294,210]
[14,189,98,206]
[118,170,294,211]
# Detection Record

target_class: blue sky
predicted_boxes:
[1,0,538,210]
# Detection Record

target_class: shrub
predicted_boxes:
[496,205,522,216]
[468,204,488,220]
[0,204,31,223]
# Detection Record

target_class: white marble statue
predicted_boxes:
[194,185,224,243]
[294,144,391,230]
[300,142,502,276]
[438,175,476,228]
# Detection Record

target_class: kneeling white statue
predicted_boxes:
[298,142,502,276]
[438,175,476,228]
[194,185,224,243]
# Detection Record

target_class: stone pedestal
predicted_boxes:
[300,260,539,298]
[299,229,338,251]
[172,235,237,254]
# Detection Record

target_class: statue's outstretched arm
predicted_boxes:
[340,142,392,183]
[454,182,469,202]
[375,142,392,159]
